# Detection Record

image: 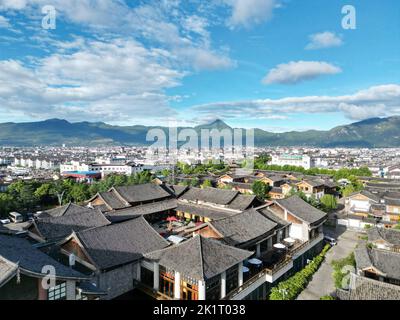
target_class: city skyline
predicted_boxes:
[0,0,399,132]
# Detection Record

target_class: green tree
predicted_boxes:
[0,193,16,218]
[201,179,212,189]
[252,180,269,201]
[320,194,338,211]
[34,183,56,205]
[69,184,90,203]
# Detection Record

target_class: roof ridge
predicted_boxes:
[198,235,205,281]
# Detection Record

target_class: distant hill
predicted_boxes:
[0,116,400,147]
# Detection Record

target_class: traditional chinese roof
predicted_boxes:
[0,256,18,288]
[112,183,171,204]
[275,195,327,226]
[145,235,253,281]
[337,273,400,300]
[74,216,169,270]
[32,208,111,241]
[105,199,177,223]
[0,234,88,281]
[367,227,400,246]
[38,203,92,219]
[210,209,277,246]
[227,194,259,211]
[179,187,239,205]
[355,245,400,280]
[176,202,236,220]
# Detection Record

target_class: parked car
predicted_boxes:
[324,235,337,246]
[9,212,23,223]
[0,218,11,225]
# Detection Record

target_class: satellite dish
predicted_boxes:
[69,254,76,267]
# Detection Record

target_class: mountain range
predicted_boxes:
[0,116,400,147]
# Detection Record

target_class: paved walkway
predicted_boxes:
[297,227,360,300]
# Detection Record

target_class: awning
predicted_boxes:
[77,281,107,296]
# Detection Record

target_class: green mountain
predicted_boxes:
[0,116,399,147]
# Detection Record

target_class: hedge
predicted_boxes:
[269,244,331,300]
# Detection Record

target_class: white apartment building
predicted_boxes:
[270,154,314,169]
[60,161,146,176]
[13,157,59,170]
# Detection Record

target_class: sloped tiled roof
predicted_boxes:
[367,227,400,246]
[145,235,253,281]
[337,273,400,300]
[33,208,111,240]
[355,245,400,280]
[210,209,277,246]
[275,195,327,225]
[176,202,236,220]
[227,194,258,211]
[38,203,92,219]
[0,234,88,280]
[0,257,18,287]
[76,216,169,270]
[99,191,129,210]
[113,183,171,204]
[106,199,177,223]
[179,187,239,205]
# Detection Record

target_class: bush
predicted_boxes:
[320,295,335,300]
[269,244,331,300]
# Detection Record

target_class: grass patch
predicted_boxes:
[331,252,355,289]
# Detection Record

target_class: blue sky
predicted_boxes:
[0,0,399,131]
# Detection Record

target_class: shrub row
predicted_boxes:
[269,244,331,300]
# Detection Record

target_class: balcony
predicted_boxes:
[134,281,173,300]
[223,253,293,300]
[224,234,324,300]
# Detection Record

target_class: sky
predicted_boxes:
[0,0,399,132]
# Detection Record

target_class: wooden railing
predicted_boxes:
[223,255,292,300]
[134,282,173,300]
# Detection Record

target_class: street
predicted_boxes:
[297,226,361,300]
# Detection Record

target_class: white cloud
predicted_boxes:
[0,39,184,123]
[306,31,343,50]
[0,0,235,72]
[0,15,10,28]
[188,84,400,121]
[0,0,28,10]
[262,60,342,85]
[225,0,277,28]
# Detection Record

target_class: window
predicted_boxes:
[205,275,221,300]
[48,282,67,300]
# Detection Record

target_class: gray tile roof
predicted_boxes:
[227,194,258,211]
[367,227,400,246]
[0,256,18,287]
[113,183,171,204]
[0,234,88,280]
[145,235,253,281]
[355,245,400,280]
[337,273,400,300]
[99,191,129,210]
[38,203,92,218]
[176,202,236,220]
[76,217,170,270]
[162,184,189,197]
[275,195,327,225]
[179,187,239,205]
[257,207,290,228]
[106,199,177,223]
[33,208,111,241]
[210,209,277,246]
